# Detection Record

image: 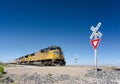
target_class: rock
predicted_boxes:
[84,69,120,84]
[1,76,14,84]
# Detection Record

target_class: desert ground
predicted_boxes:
[5,65,91,76]
[1,64,120,84]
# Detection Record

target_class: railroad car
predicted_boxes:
[15,46,66,66]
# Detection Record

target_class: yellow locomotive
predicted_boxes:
[15,46,66,66]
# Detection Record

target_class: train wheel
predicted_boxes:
[55,63,61,66]
[47,61,52,66]
[44,61,48,66]
[40,61,45,66]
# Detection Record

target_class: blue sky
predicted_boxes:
[0,0,120,65]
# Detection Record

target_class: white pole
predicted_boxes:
[94,34,97,75]
[95,49,97,75]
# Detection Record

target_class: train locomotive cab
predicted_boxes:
[48,46,66,66]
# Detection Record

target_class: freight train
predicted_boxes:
[15,46,66,66]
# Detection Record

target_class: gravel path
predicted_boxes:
[0,65,120,84]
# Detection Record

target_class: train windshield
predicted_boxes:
[57,47,61,50]
[50,48,56,50]
[50,47,61,50]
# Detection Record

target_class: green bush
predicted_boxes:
[0,65,4,74]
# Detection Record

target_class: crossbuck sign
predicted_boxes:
[90,22,102,40]
[90,22,103,75]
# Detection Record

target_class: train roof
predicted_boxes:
[48,46,61,48]
[16,46,61,59]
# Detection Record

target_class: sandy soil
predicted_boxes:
[4,65,92,76]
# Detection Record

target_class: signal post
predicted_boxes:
[90,22,103,75]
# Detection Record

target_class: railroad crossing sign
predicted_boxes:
[90,22,103,75]
[90,22,102,40]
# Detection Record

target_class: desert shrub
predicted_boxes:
[0,65,4,74]
[48,73,52,77]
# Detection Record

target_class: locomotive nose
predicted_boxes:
[53,51,64,59]
[53,52,59,59]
